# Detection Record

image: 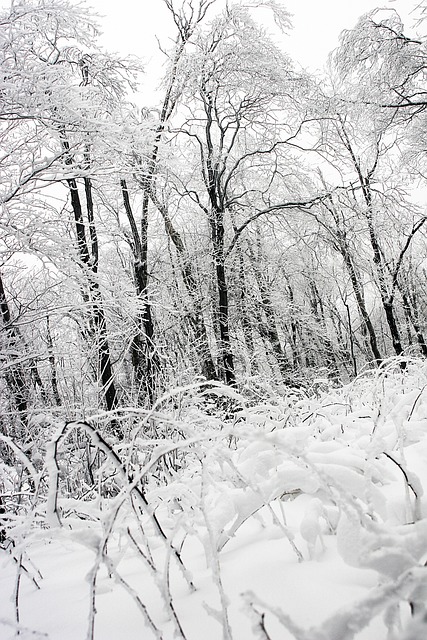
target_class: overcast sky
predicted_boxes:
[85,0,418,73]
[0,0,418,97]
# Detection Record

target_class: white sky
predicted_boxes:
[86,0,418,73]
[0,0,418,99]
[284,0,416,70]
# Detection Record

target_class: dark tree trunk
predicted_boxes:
[257,277,290,378]
[308,280,340,377]
[0,272,29,422]
[245,241,290,377]
[382,297,404,357]
[210,208,236,386]
[340,244,383,364]
[46,315,62,406]
[120,17,199,401]
[399,288,427,358]
[200,86,236,387]
[120,180,161,403]
[134,259,158,406]
[338,120,403,360]
[66,177,119,414]
[366,207,404,358]
[283,275,300,367]
[145,186,217,381]
[236,250,256,375]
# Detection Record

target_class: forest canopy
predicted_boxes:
[1,0,426,419]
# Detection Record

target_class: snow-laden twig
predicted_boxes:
[0,617,48,638]
[13,551,23,631]
[245,600,274,640]
[316,566,427,640]
[245,567,427,640]
[125,526,187,639]
[46,420,195,592]
[242,591,309,640]
[217,450,304,561]
[200,461,233,640]
[102,553,162,639]
[382,451,422,521]
[85,501,121,640]
[407,383,427,422]
[0,436,39,488]
[8,551,42,590]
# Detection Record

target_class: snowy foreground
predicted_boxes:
[1,360,427,640]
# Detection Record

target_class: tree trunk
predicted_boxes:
[236,250,256,375]
[282,274,300,367]
[339,244,383,364]
[257,277,290,378]
[210,208,236,386]
[365,206,404,358]
[46,315,62,406]
[66,177,119,414]
[308,280,340,377]
[398,286,427,358]
[120,180,166,402]
[133,258,158,405]
[0,272,29,423]
[146,187,217,380]
[338,121,403,360]
[245,241,290,377]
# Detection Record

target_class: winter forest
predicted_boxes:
[1,0,427,638]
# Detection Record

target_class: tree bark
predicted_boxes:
[256,274,290,378]
[0,272,29,421]
[66,176,119,414]
[120,179,161,403]
[209,208,236,386]
[338,120,404,360]
[145,186,217,381]
[339,243,383,364]
[46,315,62,406]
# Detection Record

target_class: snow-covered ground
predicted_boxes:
[1,359,427,640]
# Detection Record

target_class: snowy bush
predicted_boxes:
[1,359,427,639]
